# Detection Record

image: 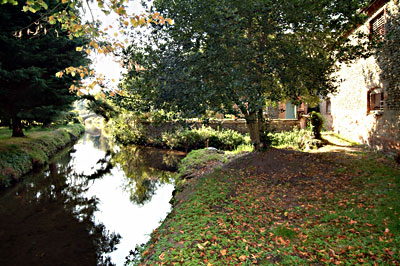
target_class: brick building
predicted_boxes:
[320,0,400,156]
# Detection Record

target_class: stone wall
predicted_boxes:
[206,119,248,134]
[269,119,300,132]
[320,0,400,156]
[205,119,299,133]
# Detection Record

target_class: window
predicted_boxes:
[368,88,384,112]
[370,11,385,39]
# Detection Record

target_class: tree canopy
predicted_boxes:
[0,0,90,136]
[1,0,172,94]
[118,0,369,149]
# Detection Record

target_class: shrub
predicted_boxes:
[107,112,147,145]
[268,128,310,150]
[308,111,324,139]
[162,126,249,151]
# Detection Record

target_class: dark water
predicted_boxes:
[0,133,185,266]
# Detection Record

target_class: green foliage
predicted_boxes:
[272,225,297,240]
[43,111,81,127]
[269,128,310,150]
[308,111,324,140]
[227,143,254,155]
[107,110,250,151]
[138,110,178,126]
[119,0,369,147]
[0,0,90,136]
[0,124,84,186]
[162,126,250,151]
[82,95,118,122]
[111,145,178,205]
[107,112,147,145]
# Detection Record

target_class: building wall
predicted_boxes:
[319,98,333,130]
[266,101,307,120]
[321,0,400,156]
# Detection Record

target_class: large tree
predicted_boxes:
[118,0,369,149]
[0,0,90,137]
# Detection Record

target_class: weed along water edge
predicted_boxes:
[0,132,185,266]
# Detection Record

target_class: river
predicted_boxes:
[0,133,185,266]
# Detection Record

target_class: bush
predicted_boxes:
[308,111,324,139]
[107,112,250,151]
[107,112,147,145]
[268,128,310,150]
[162,126,250,151]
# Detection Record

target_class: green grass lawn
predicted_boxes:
[0,125,67,140]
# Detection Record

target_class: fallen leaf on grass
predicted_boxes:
[142,249,149,256]
[384,228,390,235]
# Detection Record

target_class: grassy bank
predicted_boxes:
[0,124,85,186]
[128,137,400,265]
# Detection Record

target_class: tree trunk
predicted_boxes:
[245,109,269,151]
[42,122,52,129]
[257,108,266,141]
[12,117,24,137]
[246,111,262,151]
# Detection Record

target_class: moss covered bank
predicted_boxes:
[0,124,85,186]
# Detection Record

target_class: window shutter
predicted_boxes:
[370,12,385,38]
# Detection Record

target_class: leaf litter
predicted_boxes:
[132,146,400,266]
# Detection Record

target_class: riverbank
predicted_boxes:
[0,124,85,187]
[130,136,400,265]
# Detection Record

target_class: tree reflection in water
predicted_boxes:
[52,149,122,266]
[111,146,183,205]
[0,148,120,266]
[79,137,184,205]
[0,133,184,266]
[78,133,184,205]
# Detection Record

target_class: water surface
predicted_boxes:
[0,133,185,266]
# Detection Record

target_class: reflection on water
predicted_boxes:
[112,146,181,205]
[0,133,185,266]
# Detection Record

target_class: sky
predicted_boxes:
[82,0,149,92]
